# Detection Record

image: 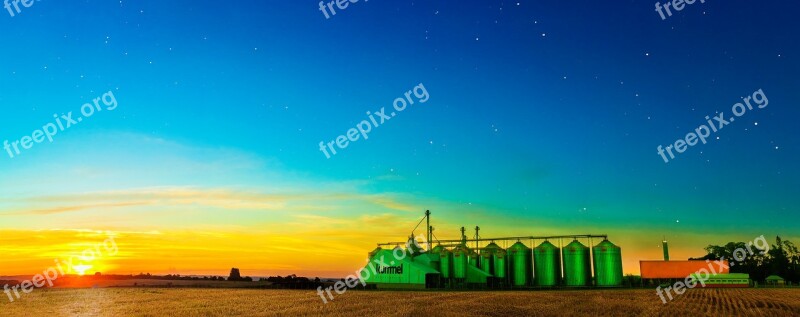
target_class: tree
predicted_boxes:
[767,236,800,283]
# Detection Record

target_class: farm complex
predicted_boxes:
[360,211,752,289]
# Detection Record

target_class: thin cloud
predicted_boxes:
[4,201,150,216]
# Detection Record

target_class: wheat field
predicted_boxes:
[0,288,798,316]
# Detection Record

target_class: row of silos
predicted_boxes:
[434,239,622,287]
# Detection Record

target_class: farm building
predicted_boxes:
[688,273,751,288]
[640,260,731,279]
[360,211,624,289]
[639,239,748,288]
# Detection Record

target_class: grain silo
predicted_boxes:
[508,241,532,287]
[481,242,502,275]
[432,245,452,280]
[562,239,592,287]
[493,248,507,281]
[593,239,623,287]
[452,244,470,280]
[533,240,560,287]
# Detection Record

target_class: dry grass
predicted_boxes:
[0,288,798,316]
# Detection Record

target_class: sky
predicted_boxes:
[0,1,798,277]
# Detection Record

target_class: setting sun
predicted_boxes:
[71,265,93,276]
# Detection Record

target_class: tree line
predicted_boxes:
[691,236,799,283]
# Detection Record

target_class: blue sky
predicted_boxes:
[0,1,798,275]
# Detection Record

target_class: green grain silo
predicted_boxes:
[481,242,502,275]
[468,250,479,269]
[432,245,452,279]
[452,244,469,279]
[562,240,591,287]
[507,241,532,287]
[493,249,507,279]
[593,239,623,287]
[533,240,561,287]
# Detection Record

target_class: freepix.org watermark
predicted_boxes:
[317,235,428,304]
[318,83,430,159]
[3,0,40,18]
[3,233,118,302]
[655,235,769,304]
[654,0,706,20]
[656,88,768,164]
[317,0,366,20]
[3,91,118,159]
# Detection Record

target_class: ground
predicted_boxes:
[0,288,799,316]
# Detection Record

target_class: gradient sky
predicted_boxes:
[0,1,798,277]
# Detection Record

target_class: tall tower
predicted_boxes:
[475,226,481,251]
[662,237,670,261]
[425,210,431,251]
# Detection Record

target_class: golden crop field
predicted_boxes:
[0,288,798,316]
